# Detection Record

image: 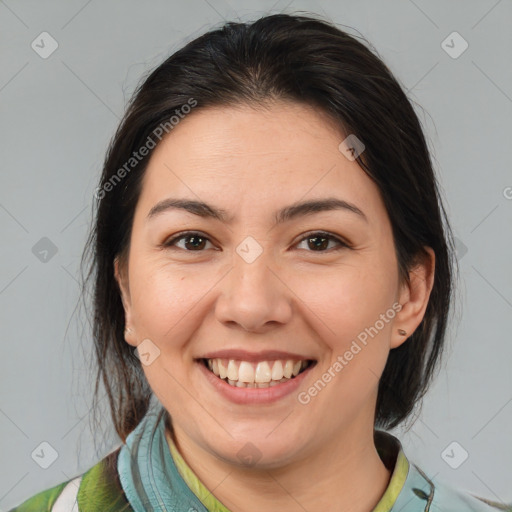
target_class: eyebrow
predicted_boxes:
[146,197,368,225]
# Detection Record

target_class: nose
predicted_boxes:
[214,248,293,333]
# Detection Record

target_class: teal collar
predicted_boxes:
[117,407,209,512]
[117,406,441,512]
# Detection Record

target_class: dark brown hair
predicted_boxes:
[80,12,456,443]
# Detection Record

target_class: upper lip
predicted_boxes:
[198,349,315,362]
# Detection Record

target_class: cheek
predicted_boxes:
[127,265,201,407]
[130,261,201,336]
[290,263,397,344]
[293,269,396,416]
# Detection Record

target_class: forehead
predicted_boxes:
[136,102,384,222]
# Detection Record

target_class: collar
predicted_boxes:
[118,406,434,512]
[117,407,209,511]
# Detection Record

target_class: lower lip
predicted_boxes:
[196,360,314,405]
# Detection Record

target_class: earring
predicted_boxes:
[397,329,407,336]
[124,327,132,334]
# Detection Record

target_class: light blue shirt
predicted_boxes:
[117,407,511,511]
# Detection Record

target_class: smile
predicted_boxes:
[202,358,314,388]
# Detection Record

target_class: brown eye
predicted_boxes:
[164,232,214,251]
[296,232,348,252]
[162,230,348,253]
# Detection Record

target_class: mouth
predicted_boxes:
[200,357,316,388]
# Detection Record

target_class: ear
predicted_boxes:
[114,256,137,347]
[391,247,435,349]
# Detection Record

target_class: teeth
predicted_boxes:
[255,361,272,383]
[238,361,255,383]
[271,360,283,380]
[218,359,228,379]
[204,357,311,387]
[283,360,294,379]
[227,360,238,381]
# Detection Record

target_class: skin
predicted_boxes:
[115,101,435,512]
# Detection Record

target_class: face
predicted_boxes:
[115,101,433,468]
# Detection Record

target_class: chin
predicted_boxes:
[204,430,305,470]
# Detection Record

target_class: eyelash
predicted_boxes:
[161,230,350,253]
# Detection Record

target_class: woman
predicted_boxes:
[9,12,511,512]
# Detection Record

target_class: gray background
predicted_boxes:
[1,0,511,509]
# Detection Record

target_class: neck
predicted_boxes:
[168,420,392,512]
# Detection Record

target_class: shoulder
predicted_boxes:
[8,448,134,512]
[409,462,512,512]
[7,480,70,512]
[431,477,512,511]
